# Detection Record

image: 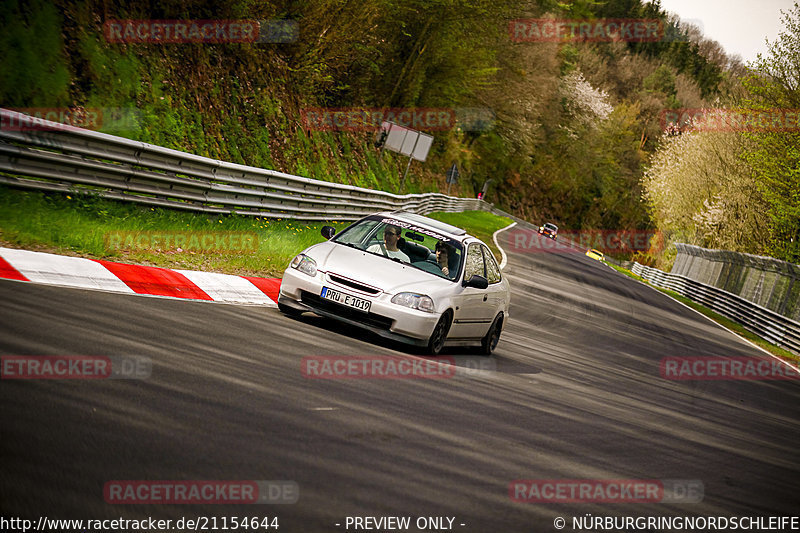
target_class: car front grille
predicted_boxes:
[300,291,394,330]
[327,274,382,295]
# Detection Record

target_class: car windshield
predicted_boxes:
[332,215,463,281]
[545,223,558,231]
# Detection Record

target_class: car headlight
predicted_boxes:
[391,292,435,313]
[289,254,317,277]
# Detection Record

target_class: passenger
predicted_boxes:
[367,224,410,262]
[435,241,452,277]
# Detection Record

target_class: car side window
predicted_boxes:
[481,245,502,284]
[465,243,485,280]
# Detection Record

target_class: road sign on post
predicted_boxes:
[479,178,493,201]
[446,162,459,195]
[380,121,433,193]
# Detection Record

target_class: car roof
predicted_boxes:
[382,210,469,239]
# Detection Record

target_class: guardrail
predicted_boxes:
[0,108,485,221]
[632,262,800,355]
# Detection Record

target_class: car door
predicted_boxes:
[449,243,494,339]
[480,244,507,319]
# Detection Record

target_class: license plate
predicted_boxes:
[321,286,371,313]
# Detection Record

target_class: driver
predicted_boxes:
[367,224,410,262]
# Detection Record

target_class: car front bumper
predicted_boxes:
[279,268,441,346]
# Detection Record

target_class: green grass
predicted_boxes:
[426,210,515,260]
[0,188,512,279]
[0,187,348,277]
[607,263,800,363]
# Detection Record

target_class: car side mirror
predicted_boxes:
[321,226,336,240]
[463,274,488,289]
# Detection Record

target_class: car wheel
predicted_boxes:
[278,302,303,317]
[427,311,452,356]
[480,313,503,355]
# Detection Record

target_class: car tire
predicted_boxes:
[427,311,452,356]
[480,313,503,356]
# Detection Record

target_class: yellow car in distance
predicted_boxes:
[585,248,605,261]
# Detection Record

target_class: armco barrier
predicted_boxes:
[0,108,484,221]
[632,262,800,355]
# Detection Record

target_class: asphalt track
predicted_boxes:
[1,229,799,532]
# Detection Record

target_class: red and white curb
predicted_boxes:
[0,247,280,306]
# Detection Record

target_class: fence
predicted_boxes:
[0,108,484,221]
[672,243,800,322]
[632,262,800,355]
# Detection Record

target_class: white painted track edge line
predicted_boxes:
[492,221,517,270]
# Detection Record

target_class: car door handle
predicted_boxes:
[483,295,488,301]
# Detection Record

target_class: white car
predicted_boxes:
[278,211,510,355]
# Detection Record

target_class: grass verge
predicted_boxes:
[0,187,513,278]
[0,187,348,278]
[607,263,799,363]
[426,210,514,260]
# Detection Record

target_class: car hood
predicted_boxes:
[306,241,455,295]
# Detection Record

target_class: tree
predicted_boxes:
[642,129,770,261]
[741,2,800,262]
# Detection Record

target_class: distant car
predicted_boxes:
[278,211,511,355]
[585,248,605,261]
[538,222,558,240]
